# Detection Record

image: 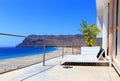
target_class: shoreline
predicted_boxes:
[0,47,80,74]
[0,48,62,74]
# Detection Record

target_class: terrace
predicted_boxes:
[0,0,120,81]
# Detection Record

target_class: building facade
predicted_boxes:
[96,0,120,74]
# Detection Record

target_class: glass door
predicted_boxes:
[116,0,120,61]
[116,30,120,60]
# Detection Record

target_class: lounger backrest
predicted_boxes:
[81,46,100,55]
[97,48,105,60]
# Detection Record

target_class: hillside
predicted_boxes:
[16,34,102,47]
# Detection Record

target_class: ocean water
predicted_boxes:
[0,47,58,60]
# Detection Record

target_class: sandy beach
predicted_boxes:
[0,47,80,74]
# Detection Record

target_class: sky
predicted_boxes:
[0,0,97,47]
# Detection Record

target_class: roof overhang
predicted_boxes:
[96,0,110,25]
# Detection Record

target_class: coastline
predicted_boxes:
[0,47,80,74]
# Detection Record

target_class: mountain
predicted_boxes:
[16,34,102,47]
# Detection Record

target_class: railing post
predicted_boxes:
[62,41,64,58]
[43,38,46,66]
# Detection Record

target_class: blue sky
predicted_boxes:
[0,0,96,47]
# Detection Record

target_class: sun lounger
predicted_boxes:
[60,48,111,67]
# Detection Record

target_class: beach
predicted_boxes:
[0,47,80,74]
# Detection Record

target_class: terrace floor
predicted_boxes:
[24,66,120,81]
[0,56,120,81]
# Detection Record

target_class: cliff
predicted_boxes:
[16,34,102,47]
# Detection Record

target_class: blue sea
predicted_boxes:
[0,47,58,60]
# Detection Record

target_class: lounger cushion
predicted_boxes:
[61,55,98,63]
[61,55,109,64]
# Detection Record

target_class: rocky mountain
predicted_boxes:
[16,34,102,47]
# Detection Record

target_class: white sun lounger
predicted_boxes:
[61,48,111,67]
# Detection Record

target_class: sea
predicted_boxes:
[0,47,58,60]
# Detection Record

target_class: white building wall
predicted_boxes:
[102,4,108,56]
[96,17,102,38]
